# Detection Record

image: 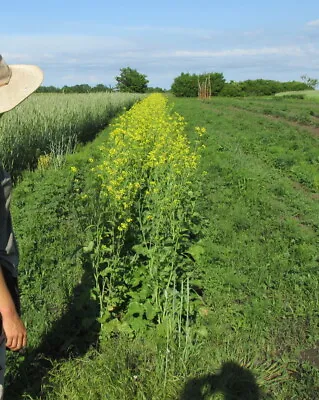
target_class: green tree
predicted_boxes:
[146,86,166,93]
[115,67,149,93]
[300,75,319,90]
[91,84,114,93]
[282,81,310,92]
[171,73,198,97]
[171,72,225,97]
[201,72,226,95]
[220,81,244,97]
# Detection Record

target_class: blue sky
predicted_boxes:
[1,1,319,88]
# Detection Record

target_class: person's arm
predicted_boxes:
[0,265,26,351]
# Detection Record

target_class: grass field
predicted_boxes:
[172,97,319,398]
[4,94,319,399]
[275,90,319,101]
[215,96,319,130]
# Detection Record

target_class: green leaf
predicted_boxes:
[196,326,208,338]
[145,302,157,321]
[187,244,205,262]
[117,321,134,336]
[127,301,144,316]
[83,241,94,253]
[97,310,111,324]
[99,267,113,277]
[132,244,151,257]
[129,316,148,332]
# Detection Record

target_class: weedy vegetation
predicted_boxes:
[3,94,319,399]
[215,96,319,129]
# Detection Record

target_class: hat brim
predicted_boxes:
[0,65,44,113]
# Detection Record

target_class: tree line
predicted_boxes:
[171,73,318,97]
[37,68,166,94]
[37,67,318,97]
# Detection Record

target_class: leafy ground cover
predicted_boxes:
[5,95,319,399]
[215,96,319,129]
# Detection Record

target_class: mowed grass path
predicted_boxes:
[171,97,319,399]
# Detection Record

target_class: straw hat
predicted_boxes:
[0,55,44,113]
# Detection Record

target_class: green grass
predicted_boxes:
[5,95,319,399]
[215,95,319,128]
[275,90,319,101]
[171,97,319,399]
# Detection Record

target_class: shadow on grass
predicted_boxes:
[180,362,261,400]
[5,259,99,399]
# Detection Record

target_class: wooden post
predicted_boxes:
[198,74,212,99]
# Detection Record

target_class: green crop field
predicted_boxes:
[0,92,142,179]
[3,94,319,399]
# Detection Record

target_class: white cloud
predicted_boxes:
[1,27,319,88]
[1,35,136,60]
[173,46,304,58]
[307,19,319,27]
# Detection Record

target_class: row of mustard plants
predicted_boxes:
[84,94,206,349]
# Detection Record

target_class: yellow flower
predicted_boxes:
[118,222,128,231]
[95,93,199,228]
[70,166,78,173]
[37,154,51,170]
[195,126,206,137]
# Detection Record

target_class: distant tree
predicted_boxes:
[115,67,149,93]
[220,82,244,97]
[204,72,226,95]
[36,85,60,93]
[62,85,70,93]
[300,75,319,90]
[171,72,225,97]
[36,84,115,94]
[282,81,310,92]
[233,79,309,97]
[239,79,279,96]
[171,73,198,97]
[91,84,113,93]
[146,86,166,93]
[75,84,91,93]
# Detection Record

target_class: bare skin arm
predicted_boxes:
[0,266,26,351]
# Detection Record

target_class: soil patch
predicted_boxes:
[300,347,319,368]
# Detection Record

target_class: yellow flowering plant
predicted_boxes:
[91,94,204,341]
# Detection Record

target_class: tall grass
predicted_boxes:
[0,92,142,178]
